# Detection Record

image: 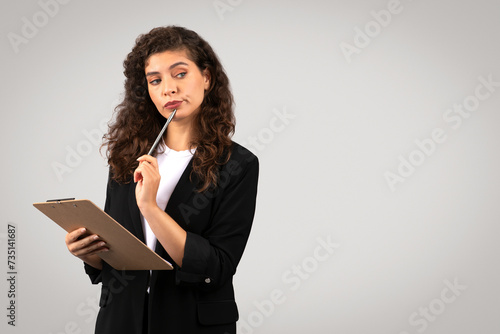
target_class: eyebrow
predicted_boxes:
[145,61,189,77]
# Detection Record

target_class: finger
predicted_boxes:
[82,240,108,255]
[134,166,143,183]
[69,234,100,253]
[139,160,156,175]
[134,162,150,183]
[73,245,105,257]
[81,234,102,249]
[65,228,87,245]
[137,155,158,168]
[72,239,107,257]
[135,161,159,183]
[84,244,109,257]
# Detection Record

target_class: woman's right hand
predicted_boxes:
[65,228,108,270]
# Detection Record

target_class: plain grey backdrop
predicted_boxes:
[2,0,499,333]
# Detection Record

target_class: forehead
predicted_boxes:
[144,49,193,70]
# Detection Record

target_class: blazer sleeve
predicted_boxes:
[84,262,102,284]
[175,150,259,291]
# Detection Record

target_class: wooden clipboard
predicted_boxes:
[33,199,173,270]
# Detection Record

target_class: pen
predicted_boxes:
[147,109,177,156]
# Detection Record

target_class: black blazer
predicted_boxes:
[84,142,259,333]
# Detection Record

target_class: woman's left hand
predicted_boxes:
[134,155,161,211]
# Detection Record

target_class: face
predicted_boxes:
[145,49,210,123]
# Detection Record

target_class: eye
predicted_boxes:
[149,78,161,85]
[176,72,186,78]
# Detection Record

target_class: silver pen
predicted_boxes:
[147,109,177,156]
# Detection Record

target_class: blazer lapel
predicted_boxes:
[165,158,197,214]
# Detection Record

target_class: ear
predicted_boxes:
[203,68,211,90]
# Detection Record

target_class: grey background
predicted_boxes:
[2,0,499,333]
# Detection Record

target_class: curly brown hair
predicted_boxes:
[103,26,235,192]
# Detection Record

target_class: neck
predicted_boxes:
[164,121,194,152]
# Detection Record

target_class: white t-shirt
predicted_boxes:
[140,143,195,251]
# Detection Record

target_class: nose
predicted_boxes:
[162,79,176,96]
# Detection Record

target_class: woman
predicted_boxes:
[65,26,259,333]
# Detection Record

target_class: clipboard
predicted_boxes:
[33,199,173,270]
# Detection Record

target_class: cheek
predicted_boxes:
[149,90,160,105]
[194,82,207,99]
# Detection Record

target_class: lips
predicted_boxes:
[164,100,183,109]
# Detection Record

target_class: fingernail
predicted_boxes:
[99,242,106,247]
[81,228,86,233]
[93,235,99,240]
